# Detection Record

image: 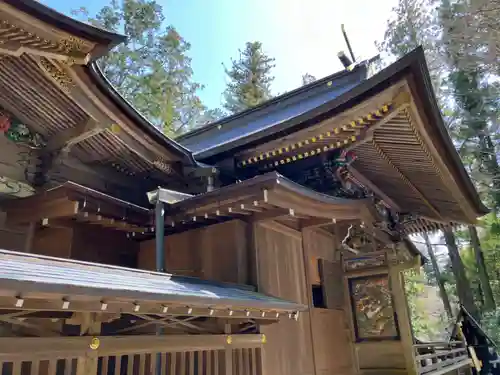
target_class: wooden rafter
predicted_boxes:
[45,118,104,153]
[370,139,443,220]
[0,314,61,337]
[162,174,366,234]
[404,100,479,222]
[346,90,411,152]
[68,65,180,171]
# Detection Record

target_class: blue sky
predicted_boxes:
[42,0,398,110]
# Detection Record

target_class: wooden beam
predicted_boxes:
[0,296,288,320]
[23,222,36,253]
[57,157,140,190]
[6,199,79,225]
[348,166,402,211]
[265,189,363,220]
[300,217,336,229]
[248,208,289,223]
[45,118,104,152]
[0,334,264,360]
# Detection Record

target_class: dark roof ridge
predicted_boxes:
[176,57,377,141]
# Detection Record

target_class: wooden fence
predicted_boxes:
[0,334,263,375]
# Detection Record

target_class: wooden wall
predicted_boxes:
[0,211,25,252]
[303,228,337,285]
[30,224,137,267]
[139,220,248,284]
[303,228,356,375]
[311,309,354,375]
[71,225,138,267]
[254,222,315,375]
[32,227,73,258]
[355,341,406,373]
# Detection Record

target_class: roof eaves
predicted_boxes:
[0,249,306,313]
[6,0,126,55]
[407,48,489,217]
[163,171,363,211]
[191,54,411,161]
[187,47,487,218]
[87,62,197,167]
[403,237,427,265]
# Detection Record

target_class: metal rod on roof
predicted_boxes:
[341,24,356,63]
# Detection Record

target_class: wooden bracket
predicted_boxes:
[45,118,104,153]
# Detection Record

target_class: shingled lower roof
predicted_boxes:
[0,249,305,318]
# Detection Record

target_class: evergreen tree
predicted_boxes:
[423,233,454,318]
[74,0,206,137]
[222,42,275,114]
[377,0,444,97]
[439,0,497,311]
[379,0,481,319]
[302,73,316,85]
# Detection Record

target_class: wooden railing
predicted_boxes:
[414,341,472,375]
[0,334,263,375]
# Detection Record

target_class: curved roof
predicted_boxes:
[178,47,487,222]
[0,0,197,188]
[87,62,197,166]
[177,60,372,158]
[156,171,368,236]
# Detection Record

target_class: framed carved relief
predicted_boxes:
[348,274,400,341]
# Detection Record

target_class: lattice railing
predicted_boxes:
[414,340,472,375]
[0,334,264,375]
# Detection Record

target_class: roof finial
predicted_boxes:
[341,24,356,63]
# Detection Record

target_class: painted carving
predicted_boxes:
[0,19,92,62]
[38,57,75,93]
[344,252,387,272]
[0,110,45,149]
[349,275,399,340]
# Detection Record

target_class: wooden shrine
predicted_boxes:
[0,1,490,375]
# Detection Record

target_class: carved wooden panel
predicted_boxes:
[348,274,399,341]
[343,251,388,273]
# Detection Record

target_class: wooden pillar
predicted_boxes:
[390,268,417,375]
[75,313,101,375]
[23,222,36,253]
[224,323,233,375]
[154,198,165,375]
[301,228,318,375]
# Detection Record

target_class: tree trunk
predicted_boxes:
[423,232,454,319]
[442,227,479,319]
[479,134,500,211]
[469,225,495,311]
